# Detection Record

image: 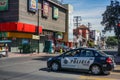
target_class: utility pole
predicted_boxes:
[73,16,82,48]
[73,16,82,28]
[37,9,40,53]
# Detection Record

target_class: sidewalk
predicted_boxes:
[8,52,58,58]
[114,56,120,64]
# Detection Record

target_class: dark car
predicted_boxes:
[47,47,116,75]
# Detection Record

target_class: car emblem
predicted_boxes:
[63,59,68,64]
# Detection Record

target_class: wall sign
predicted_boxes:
[28,0,38,12]
[42,1,49,17]
[0,0,8,11]
[53,6,59,19]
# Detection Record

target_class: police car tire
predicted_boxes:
[51,62,60,71]
[90,65,101,75]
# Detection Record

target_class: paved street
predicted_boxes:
[0,56,79,80]
[0,53,120,80]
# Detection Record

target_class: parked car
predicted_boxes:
[47,47,116,75]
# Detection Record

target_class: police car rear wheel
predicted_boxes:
[91,65,101,75]
[51,62,60,71]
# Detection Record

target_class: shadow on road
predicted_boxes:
[39,68,109,76]
[113,70,120,73]
[0,70,38,80]
[32,56,52,61]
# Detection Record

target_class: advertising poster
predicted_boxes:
[29,0,38,12]
[53,6,59,19]
[0,0,8,11]
[43,1,49,17]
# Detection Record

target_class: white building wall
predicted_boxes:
[68,4,74,42]
[94,30,101,45]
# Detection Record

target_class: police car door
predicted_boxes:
[77,49,95,70]
[61,50,78,69]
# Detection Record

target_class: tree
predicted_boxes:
[101,0,120,55]
[106,36,118,46]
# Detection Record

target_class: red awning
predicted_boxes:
[0,22,42,33]
[39,26,42,33]
[17,22,24,31]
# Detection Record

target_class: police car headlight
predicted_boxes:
[48,58,52,61]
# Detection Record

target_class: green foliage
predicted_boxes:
[101,1,120,36]
[106,36,118,46]
[87,40,95,48]
[18,44,36,53]
[22,44,30,53]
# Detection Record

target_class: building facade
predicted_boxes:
[0,0,67,53]
[63,4,73,48]
[73,25,89,48]
[90,30,101,46]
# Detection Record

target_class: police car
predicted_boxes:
[47,48,116,75]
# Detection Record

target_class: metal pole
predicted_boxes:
[37,9,40,53]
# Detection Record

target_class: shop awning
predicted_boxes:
[0,40,12,43]
[0,22,42,33]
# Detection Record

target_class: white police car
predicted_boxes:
[47,48,116,75]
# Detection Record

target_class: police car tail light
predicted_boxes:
[106,57,112,64]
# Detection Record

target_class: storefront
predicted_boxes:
[0,0,67,53]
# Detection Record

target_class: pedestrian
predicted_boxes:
[5,44,8,57]
[60,48,63,54]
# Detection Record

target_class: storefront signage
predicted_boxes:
[42,1,49,17]
[28,0,38,12]
[53,6,59,19]
[32,35,39,40]
[0,0,8,11]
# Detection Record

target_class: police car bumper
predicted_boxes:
[102,63,115,71]
[47,58,53,68]
[47,61,51,68]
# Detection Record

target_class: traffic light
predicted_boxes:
[117,23,120,35]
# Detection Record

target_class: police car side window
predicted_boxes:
[80,50,94,57]
[80,50,86,57]
[74,50,81,57]
[64,50,76,57]
[94,51,101,57]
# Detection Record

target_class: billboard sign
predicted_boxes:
[53,6,59,19]
[43,1,49,17]
[0,0,8,11]
[28,0,38,12]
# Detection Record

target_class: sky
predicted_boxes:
[62,0,119,36]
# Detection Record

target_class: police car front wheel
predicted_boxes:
[51,62,60,71]
[90,65,101,75]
